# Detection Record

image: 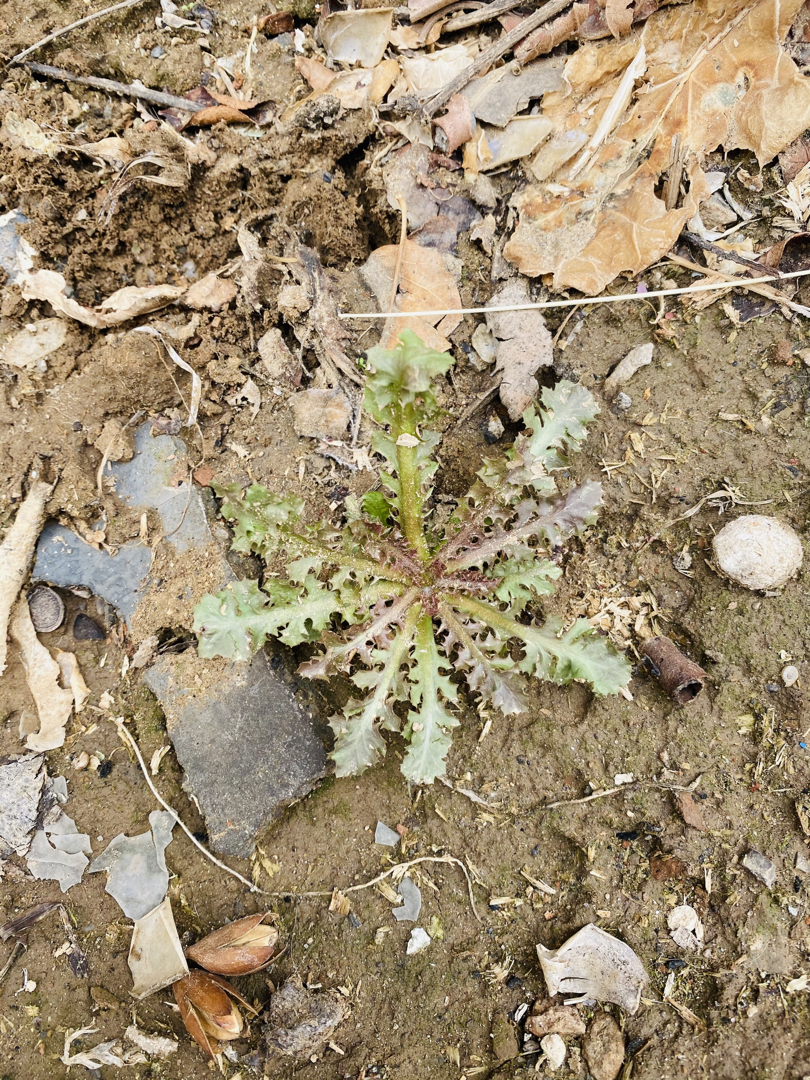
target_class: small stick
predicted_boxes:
[539,783,635,810]
[681,231,772,275]
[387,194,409,316]
[443,0,521,34]
[7,0,148,67]
[20,61,207,113]
[662,134,683,212]
[422,0,572,117]
[112,718,265,895]
[338,265,810,320]
[0,942,25,987]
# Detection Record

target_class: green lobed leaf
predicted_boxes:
[328,607,419,777]
[516,617,631,695]
[214,482,304,558]
[401,613,459,784]
[193,578,274,661]
[521,381,600,474]
[488,555,561,605]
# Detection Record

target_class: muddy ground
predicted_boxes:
[2,1,810,1078]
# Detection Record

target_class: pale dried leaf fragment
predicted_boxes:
[131,326,201,427]
[10,599,73,752]
[537,923,647,1013]
[319,8,393,68]
[125,1026,178,1059]
[603,342,653,396]
[0,478,53,676]
[128,896,189,999]
[0,318,67,372]
[486,279,553,421]
[1,112,60,156]
[401,44,476,98]
[96,284,186,325]
[183,273,237,312]
[56,651,90,713]
[20,269,106,328]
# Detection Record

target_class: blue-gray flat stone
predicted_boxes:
[144,652,327,857]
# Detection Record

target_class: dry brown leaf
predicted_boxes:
[505,0,810,293]
[186,104,252,127]
[361,240,461,350]
[97,283,186,325]
[434,94,475,154]
[20,269,106,328]
[676,791,706,831]
[605,0,635,38]
[295,57,337,92]
[208,91,259,110]
[10,599,73,752]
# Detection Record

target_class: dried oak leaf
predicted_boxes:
[434,94,476,154]
[506,0,810,293]
[361,239,461,350]
[605,0,635,38]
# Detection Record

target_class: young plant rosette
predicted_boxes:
[193,331,631,784]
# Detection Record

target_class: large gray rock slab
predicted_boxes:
[144,652,327,857]
[32,421,327,856]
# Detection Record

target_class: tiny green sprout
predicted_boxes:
[193,331,631,784]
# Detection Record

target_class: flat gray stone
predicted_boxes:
[32,423,215,623]
[144,652,327,857]
[33,522,152,624]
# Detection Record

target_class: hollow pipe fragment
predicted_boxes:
[640,636,706,704]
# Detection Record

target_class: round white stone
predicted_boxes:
[783,665,799,687]
[713,515,802,591]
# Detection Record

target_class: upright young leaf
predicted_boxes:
[364,330,453,429]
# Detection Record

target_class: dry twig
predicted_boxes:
[7,0,148,66]
[422,0,572,117]
[20,61,206,113]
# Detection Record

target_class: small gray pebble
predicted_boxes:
[151,45,166,58]
[614,392,632,411]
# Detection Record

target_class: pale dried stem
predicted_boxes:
[0,478,54,676]
[8,0,148,66]
[338,266,810,320]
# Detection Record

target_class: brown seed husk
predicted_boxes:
[186,913,278,976]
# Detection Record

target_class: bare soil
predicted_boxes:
[2,2,810,1079]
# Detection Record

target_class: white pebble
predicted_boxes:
[406,928,431,955]
[713,515,802,591]
[782,665,799,687]
[541,1033,567,1071]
